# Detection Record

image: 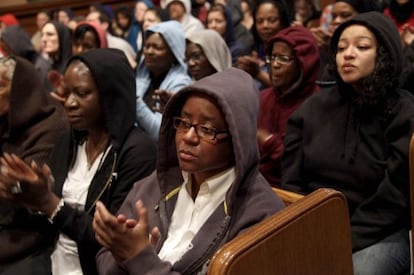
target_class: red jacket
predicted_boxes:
[258,26,320,186]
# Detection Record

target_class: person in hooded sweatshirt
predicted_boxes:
[258,26,320,187]
[0,48,157,275]
[136,20,192,141]
[72,21,108,55]
[151,29,232,114]
[282,12,414,275]
[314,0,382,87]
[185,29,232,81]
[93,68,284,275]
[0,25,50,91]
[0,56,68,274]
[40,21,72,75]
[164,0,205,35]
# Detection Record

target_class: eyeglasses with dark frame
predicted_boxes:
[265,54,295,65]
[173,117,229,142]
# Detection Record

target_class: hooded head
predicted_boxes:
[267,25,319,95]
[146,20,186,68]
[43,21,72,73]
[331,11,402,88]
[1,26,37,62]
[66,48,136,148]
[186,29,232,73]
[158,68,260,202]
[74,21,108,49]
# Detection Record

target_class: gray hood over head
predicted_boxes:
[158,68,261,211]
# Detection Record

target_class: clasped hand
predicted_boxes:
[0,153,56,212]
[93,200,160,263]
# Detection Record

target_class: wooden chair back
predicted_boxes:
[272,187,304,206]
[409,133,414,273]
[208,188,354,275]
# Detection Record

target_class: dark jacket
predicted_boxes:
[258,26,320,187]
[1,26,51,90]
[0,57,68,269]
[282,12,414,252]
[49,49,157,275]
[47,21,72,74]
[97,68,284,275]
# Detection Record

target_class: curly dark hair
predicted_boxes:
[330,29,399,116]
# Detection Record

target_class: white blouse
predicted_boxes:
[158,167,235,264]
[51,142,110,275]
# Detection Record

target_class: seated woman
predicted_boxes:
[0,56,68,274]
[258,25,320,187]
[152,29,232,113]
[282,12,414,275]
[206,3,252,65]
[93,68,284,274]
[72,21,108,55]
[49,20,108,104]
[136,7,170,62]
[136,20,192,141]
[41,21,72,75]
[237,0,291,89]
[185,29,232,81]
[0,48,157,275]
[0,26,50,90]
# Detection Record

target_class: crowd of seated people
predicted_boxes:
[0,1,413,275]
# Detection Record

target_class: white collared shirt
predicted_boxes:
[51,142,110,275]
[158,167,235,264]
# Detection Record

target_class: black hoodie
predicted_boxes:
[282,12,414,252]
[0,56,68,271]
[48,49,157,275]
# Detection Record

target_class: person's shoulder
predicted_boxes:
[295,86,338,111]
[392,88,414,117]
[125,126,156,145]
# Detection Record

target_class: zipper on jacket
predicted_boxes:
[86,152,118,214]
[183,200,231,274]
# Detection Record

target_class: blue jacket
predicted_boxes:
[136,21,192,141]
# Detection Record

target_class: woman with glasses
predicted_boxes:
[93,68,284,274]
[237,0,291,89]
[258,25,319,187]
[282,12,414,274]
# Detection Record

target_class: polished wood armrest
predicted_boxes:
[272,187,304,206]
[208,188,354,275]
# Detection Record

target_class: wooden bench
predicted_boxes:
[273,187,304,206]
[409,133,414,274]
[208,188,354,275]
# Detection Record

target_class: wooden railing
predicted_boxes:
[0,0,135,35]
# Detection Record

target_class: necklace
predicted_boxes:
[85,136,109,170]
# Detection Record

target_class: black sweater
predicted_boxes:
[282,85,414,252]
